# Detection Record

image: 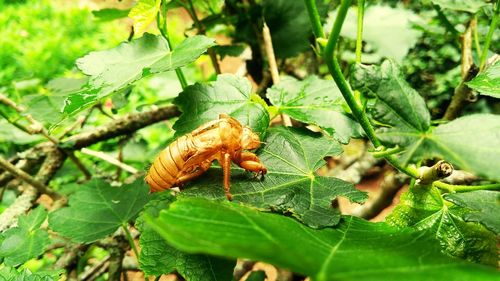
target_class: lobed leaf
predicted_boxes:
[181,127,367,228]
[431,0,490,13]
[64,34,215,117]
[128,0,162,35]
[148,197,500,281]
[266,76,362,144]
[173,74,270,137]
[0,207,50,266]
[466,60,500,98]
[49,179,151,243]
[387,184,498,266]
[444,190,500,235]
[137,193,235,280]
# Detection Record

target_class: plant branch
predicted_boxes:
[122,224,140,258]
[434,182,500,193]
[355,0,365,63]
[157,5,188,89]
[479,0,500,70]
[81,148,139,174]
[0,155,61,200]
[418,160,454,184]
[304,0,325,39]
[63,105,180,150]
[185,0,221,74]
[262,22,292,127]
[443,65,479,120]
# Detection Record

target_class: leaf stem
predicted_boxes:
[304,0,325,39]
[472,15,482,57]
[434,182,500,193]
[122,224,140,259]
[479,0,500,70]
[305,0,420,179]
[157,3,188,90]
[355,0,365,64]
[371,146,403,158]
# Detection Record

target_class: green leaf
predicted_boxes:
[181,127,367,228]
[466,60,500,98]
[266,75,362,144]
[173,74,270,136]
[0,207,50,266]
[64,34,215,116]
[387,184,498,266]
[213,44,246,59]
[137,193,235,280]
[326,5,422,62]
[92,8,131,21]
[431,0,490,13]
[0,266,62,281]
[49,179,151,243]
[128,0,161,35]
[148,197,499,281]
[263,0,327,58]
[444,190,500,235]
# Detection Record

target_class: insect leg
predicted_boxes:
[233,151,267,177]
[175,161,212,184]
[221,152,233,201]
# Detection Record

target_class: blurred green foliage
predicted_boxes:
[0,0,126,88]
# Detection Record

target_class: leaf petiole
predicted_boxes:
[433,182,500,193]
[122,223,140,259]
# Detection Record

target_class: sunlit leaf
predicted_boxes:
[181,127,367,228]
[49,179,151,243]
[387,184,498,266]
[148,198,500,281]
[173,74,270,137]
[445,190,500,235]
[466,60,500,98]
[267,75,362,143]
[431,0,490,13]
[137,193,235,280]
[128,0,161,35]
[0,207,50,266]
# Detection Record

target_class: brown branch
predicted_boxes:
[64,105,180,150]
[185,0,221,74]
[443,19,478,121]
[262,22,292,127]
[351,171,408,219]
[0,155,61,200]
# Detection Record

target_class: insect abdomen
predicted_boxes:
[145,135,194,192]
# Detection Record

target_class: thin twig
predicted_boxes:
[80,148,139,174]
[185,0,221,74]
[262,22,292,127]
[443,65,478,120]
[0,155,61,199]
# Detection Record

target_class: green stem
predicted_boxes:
[304,0,325,39]
[479,0,500,70]
[306,0,420,179]
[434,182,500,193]
[371,146,403,158]
[157,4,188,90]
[122,224,140,259]
[355,0,365,63]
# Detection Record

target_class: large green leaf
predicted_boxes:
[0,207,50,266]
[173,74,270,136]
[64,34,215,116]
[128,0,161,35]
[326,6,422,62]
[444,191,500,235]
[181,127,367,228]
[137,193,235,280]
[147,198,500,281]
[266,76,362,144]
[48,179,151,243]
[431,0,490,13]
[466,60,500,98]
[387,184,498,266]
